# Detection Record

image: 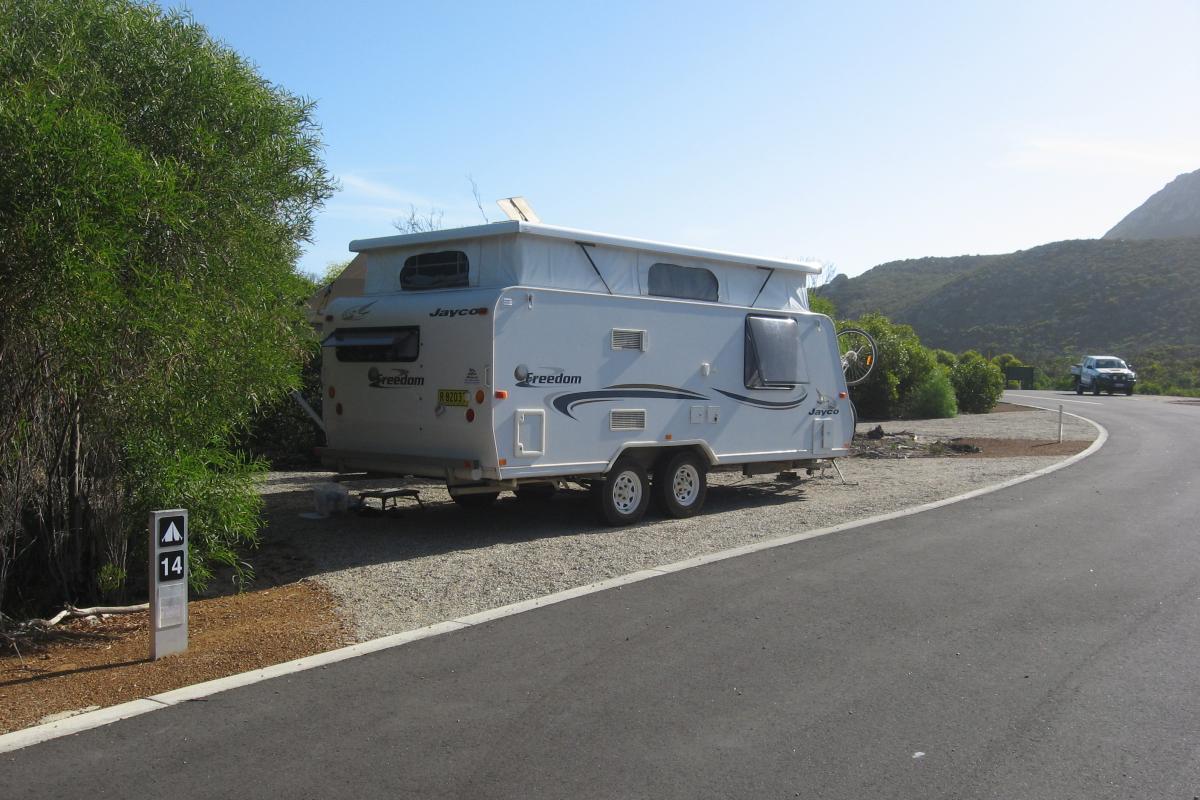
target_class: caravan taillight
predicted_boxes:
[465,409,476,423]
[494,390,508,400]
[328,387,336,399]
[475,390,485,404]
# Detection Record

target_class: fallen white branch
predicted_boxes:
[65,603,149,617]
[27,602,149,629]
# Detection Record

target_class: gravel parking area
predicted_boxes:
[252,406,1099,641]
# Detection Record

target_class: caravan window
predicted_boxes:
[744,315,806,389]
[648,263,719,302]
[400,251,469,290]
[323,327,420,362]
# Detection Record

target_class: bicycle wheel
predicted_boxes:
[838,328,878,387]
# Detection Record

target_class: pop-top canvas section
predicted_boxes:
[350,221,820,311]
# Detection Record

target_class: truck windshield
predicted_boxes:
[1094,359,1126,369]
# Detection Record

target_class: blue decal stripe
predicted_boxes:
[713,388,808,409]
[551,388,712,419]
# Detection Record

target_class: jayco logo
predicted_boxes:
[430,307,488,318]
[368,367,424,388]
[341,300,377,321]
[514,364,582,387]
[809,388,839,415]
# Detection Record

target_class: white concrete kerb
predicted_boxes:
[0,403,1106,755]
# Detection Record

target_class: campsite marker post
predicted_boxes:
[149,509,189,660]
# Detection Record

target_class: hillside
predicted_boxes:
[1105,169,1200,240]
[816,237,1200,360]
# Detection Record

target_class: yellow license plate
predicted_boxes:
[438,389,469,407]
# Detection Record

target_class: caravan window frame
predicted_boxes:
[744,315,807,390]
[399,250,470,291]
[323,326,421,363]
[647,262,720,302]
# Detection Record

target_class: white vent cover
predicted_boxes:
[611,328,647,351]
[610,409,646,431]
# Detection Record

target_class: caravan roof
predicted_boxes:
[349,221,821,275]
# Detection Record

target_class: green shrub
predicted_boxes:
[841,313,939,419]
[127,441,265,592]
[905,367,958,419]
[991,353,1023,372]
[951,352,1006,413]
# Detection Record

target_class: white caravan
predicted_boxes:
[318,221,856,524]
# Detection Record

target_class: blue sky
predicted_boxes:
[179,0,1200,278]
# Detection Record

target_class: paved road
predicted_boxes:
[4,392,1199,798]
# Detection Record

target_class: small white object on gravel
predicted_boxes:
[258,408,1098,641]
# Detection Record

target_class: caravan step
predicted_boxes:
[355,488,424,511]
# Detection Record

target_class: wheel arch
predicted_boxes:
[604,441,716,473]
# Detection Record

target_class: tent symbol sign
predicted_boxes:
[158,516,186,547]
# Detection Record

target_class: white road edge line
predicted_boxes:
[1020,394,1102,405]
[0,404,1107,755]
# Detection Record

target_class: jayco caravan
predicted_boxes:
[318,221,857,524]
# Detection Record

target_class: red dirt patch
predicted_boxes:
[0,580,348,735]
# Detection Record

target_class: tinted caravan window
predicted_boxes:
[400,251,469,290]
[647,262,719,302]
[322,327,420,362]
[744,315,805,389]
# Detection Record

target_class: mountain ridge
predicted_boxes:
[815,169,1200,362]
[1104,168,1200,240]
[816,237,1200,360]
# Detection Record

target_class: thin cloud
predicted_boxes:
[338,173,433,206]
[1007,136,1200,174]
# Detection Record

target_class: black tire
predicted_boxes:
[1075,382,1083,395]
[1125,387,1133,396]
[514,483,557,501]
[594,459,651,526]
[837,328,878,387]
[1092,383,1100,396]
[449,490,499,509]
[654,451,708,518]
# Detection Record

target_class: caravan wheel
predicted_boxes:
[594,460,650,526]
[655,451,708,518]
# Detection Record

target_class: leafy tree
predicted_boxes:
[951,351,1005,413]
[840,313,939,419]
[320,259,354,286]
[0,0,334,615]
[809,294,837,318]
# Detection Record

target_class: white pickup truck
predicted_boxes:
[1070,355,1137,396]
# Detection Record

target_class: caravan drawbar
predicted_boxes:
[318,221,855,525]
